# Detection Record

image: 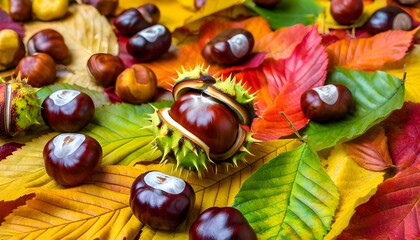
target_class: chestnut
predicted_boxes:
[82,0,118,16]
[86,53,125,87]
[114,3,160,36]
[130,171,195,230]
[169,92,239,155]
[365,6,413,35]
[9,0,32,22]
[41,90,95,132]
[126,24,172,62]
[0,29,26,71]
[15,53,56,88]
[43,133,102,186]
[189,207,257,240]
[330,0,363,25]
[300,83,353,123]
[115,64,157,104]
[252,0,280,8]
[27,29,70,64]
[201,28,254,65]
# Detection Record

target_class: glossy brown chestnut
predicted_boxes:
[27,29,70,64]
[115,64,157,104]
[365,6,413,35]
[14,53,56,88]
[169,92,239,155]
[300,83,353,123]
[41,90,95,132]
[43,133,102,186]
[82,0,118,16]
[9,0,32,21]
[86,53,125,87]
[189,207,257,240]
[252,0,280,8]
[201,28,254,65]
[130,171,195,230]
[330,0,363,25]
[0,29,26,71]
[126,24,172,62]
[114,3,160,36]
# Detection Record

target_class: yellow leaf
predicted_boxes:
[0,165,143,240]
[133,139,302,239]
[324,144,385,240]
[24,4,118,91]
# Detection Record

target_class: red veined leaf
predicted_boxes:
[382,102,420,171]
[249,26,328,141]
[326,27,419,71]
[342,125,394,171]
[0,142,24,162]
[0,194,34,224]
[339,165,420,240]
[0,8,24,37]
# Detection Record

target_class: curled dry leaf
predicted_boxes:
[342,125,394,171]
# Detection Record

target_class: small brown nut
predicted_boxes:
[82,0,119,16]
[114,3,160,36]
[15,53,57,88]
[0,29,26,71]
[115,64,157,104]
[330,0,364,25]
[87,53,125,87]
[9,0,32,22]
[27,29,70,64]
[32,0,68,21]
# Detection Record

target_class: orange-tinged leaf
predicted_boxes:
[339,165,420,240]
[342,125,394,171]
[249,26,328,140]
[324,144,385,240]
[326,27,418,71]
[0,166,142,240]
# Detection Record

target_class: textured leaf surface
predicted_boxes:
[326,28,418,71]
[302,67,405,151]
[24,4,118,91]
[232,143,339,239]
[0,166,143,240]
[324,144,385,240]
[248,26,328,140]
[342,126,393,171]
[0,103,170,201]
[339,165,420,240]
[244,0,322,28]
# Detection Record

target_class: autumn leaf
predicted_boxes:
[248,26,328,140]
[339,165,420,240]
[0,8,24,37]
[342,125,394,171]
[382,102,420,171]
[0,194,34,224]
[324,144,385,240]
[326,27,418,71]
[0,142,23,161]
[232,143,339,239]
[303,68,405,151]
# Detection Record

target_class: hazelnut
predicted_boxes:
[32,0,68,21]
[27,29,70,64]
[9,0,32,22]
[86,53,125,87]
[0,29,26,71]
[115,64,157,104]
[82,0,119,16]
[15,53,57,88]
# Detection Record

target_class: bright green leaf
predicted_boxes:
[232,143,339,240]
[302,67,405,151]
[244,0,323,29]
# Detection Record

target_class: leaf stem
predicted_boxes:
[279,111,307,142]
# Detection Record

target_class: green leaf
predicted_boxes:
[232,143,339,240]
[244,0,323,29]
[302,67,405,151]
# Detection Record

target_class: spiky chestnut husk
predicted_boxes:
[151,65,257,174]
[0,77,41,136]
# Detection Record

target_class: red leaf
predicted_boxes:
[0,142,24,162]
[0,9,24,37]
[382,102,420,171]
[0,194,35,224]
[249,26,328,140]
[343,126,394,171]
[339,165,420,240]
